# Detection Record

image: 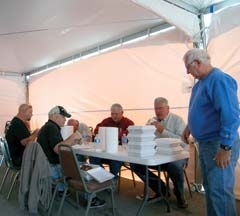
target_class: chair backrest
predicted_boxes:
[4,121,11,135]
[58,144,87,189]
[0,136,14,167]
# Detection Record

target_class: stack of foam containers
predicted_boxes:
[127,125,156,157]
[155,138,183,155]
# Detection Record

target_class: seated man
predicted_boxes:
[131,97,188,208]
[90,103,134,176]
[37,106,105,207]
[5,104,39,166]
[67,118,93,143]
[67,118,92,161]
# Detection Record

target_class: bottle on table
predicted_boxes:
[121,133,128,151]
[94,134,101,151]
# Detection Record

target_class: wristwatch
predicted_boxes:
[220,144,232,151]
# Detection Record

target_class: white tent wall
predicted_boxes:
[28,27,192,129]
[0,76,26,135]
[29,40,191,130]
[208,25,240,95]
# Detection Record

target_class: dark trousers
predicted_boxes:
[89,157,122,176]
[131,158,187,197]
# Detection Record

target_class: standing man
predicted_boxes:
[5,104,39,166]
[90,103,134,176]
[131,97,188,208]
[182,48,240,216]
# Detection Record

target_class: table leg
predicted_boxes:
[136,165,149,216]
[157,165,170,212]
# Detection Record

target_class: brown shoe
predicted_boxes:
[176,195,188,209]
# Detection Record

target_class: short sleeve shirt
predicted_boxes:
[5,117,31,166]
[37,120,63,164]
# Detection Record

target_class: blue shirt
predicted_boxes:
[188,68,240,146]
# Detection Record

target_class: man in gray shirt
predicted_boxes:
[131,97,188,208]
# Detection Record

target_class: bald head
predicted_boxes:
[67,118,79,132]
[17,104,33,121]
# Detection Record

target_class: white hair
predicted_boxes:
[111,103,123,111]
[154,97,168,106]
[183,48,211,65]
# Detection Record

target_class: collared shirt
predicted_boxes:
[188,68,240,146]
[147,113,186,139]
[37,120,63,164]
[94,116,134,139]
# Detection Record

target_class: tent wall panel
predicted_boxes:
[29,42,191,130]
[0,76,26,134]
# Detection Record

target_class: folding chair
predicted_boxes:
[0,136,20,200]
[118,162,136,192]
[164,162,193,198]
[49,144,116,216]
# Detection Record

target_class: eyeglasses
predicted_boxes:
[186,60,196,72]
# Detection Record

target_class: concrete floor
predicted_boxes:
[0,165,240,216]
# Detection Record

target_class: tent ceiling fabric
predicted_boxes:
[0,0,236,75]
[131,0,200,39]
[208,4,240,42]
[0,0,162,73]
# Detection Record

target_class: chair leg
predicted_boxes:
[111,188,116,216]
[85,193,94,216]
[0,167,10,192]
[118,164,136,193]
[47,184,58,216]
[7,171,19,200]
[0,155,4,167]
[130,168,136,188]
[75,191,80,209]
[184,169,193,198]
[57,187,68,216]
[117,169,121,192]
[163,171,170,196]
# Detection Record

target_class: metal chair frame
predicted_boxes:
[118,162,136,192]
[164,163,193,198]
[0,136,20,200]
[48,144,116,216]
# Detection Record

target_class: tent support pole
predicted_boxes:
[192,12,207,187]
[24,75,30,104]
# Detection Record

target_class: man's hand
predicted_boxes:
[32,128,40,136]
[151,121,164,133]
[182,126,190,144]
[213,148,231,168]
